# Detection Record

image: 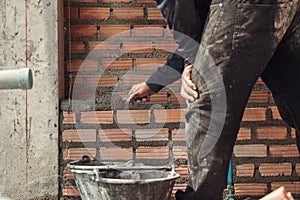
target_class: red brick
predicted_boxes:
[256,78,265,85]
[148,93,168,104]
[68,41,85,54]
[64,7,78,19]
[100,147,133,160]
[237,127,251,141]
[80,111,114,124]
[70,25,97,38]
[236,164,255,177]
[102,58,133,71]
[242,108,267,121]
[86,75,118,87]
[69,75,84,88]
[166,24,173,38]
[63,148,97,160]
[99,129,132,142]
[172,129,186,142]
[134,25,164,37]
[271,182,300,194]
[256,126,287,140]
[172,184,188,197]
[100,24,131,37]
[175,165,188,178]
[170,92,187,105]
[113,8,144,20]
[248,90,269,103]
[147,7,164,20]
[155,40,178,53]
[62,186,80,197]
[296,164,300,176]
[270,93,275,103]
[69,0,97,2]
[135,128,169,141]
[270,106,282,120]
[135,58,166,70]
[103,0,131,2]
[153,109,185,123]
[67,59,98,72]
[123,41,153,53]
[68,76,82,89]
[269,145,300,157]
[136,146,169,159]
[89,41,120,54]
[291,128,296,139]
[259,163,292,177]
[234,183,267,196]
[117,110,150,124]
[173,146,188,159]
[136,0,156,3]
[121,74,150,87]
[63,169,74,180]
[234,144,267,157]
[80,7,110,20]
[62,129,96,142]
[63,112,76,124]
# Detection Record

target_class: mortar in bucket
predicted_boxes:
[67,156,180,200]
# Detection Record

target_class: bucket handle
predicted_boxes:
[92,169,100,182]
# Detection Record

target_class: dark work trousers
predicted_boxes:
[177,0,300,199]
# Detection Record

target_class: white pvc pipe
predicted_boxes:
[0,68,33,90]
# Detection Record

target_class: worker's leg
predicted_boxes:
[261,8,300,153]
[177,0,299,199]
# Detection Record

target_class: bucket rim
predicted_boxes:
[69,169,180,184]
[97,172,180,184]
[67,160,172,171]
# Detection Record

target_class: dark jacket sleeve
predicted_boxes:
[146,0,209,93]
[158,0,204,64]
[146,50,184,93]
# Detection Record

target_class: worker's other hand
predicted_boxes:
[180,65,198,102]
[127,82,155,103]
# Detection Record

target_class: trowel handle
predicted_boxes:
[0,68,33,90]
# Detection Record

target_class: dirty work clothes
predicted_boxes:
[182,0,300,199]
[146,0,210,93]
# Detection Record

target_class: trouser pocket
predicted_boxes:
[232,1,293,56]
[202,1,224,45]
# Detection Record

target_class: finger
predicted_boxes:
[133,95,149,103]
[128,82,143,96]
[181,83,195,102]
[183,76,197,91]
[127,93,137,103]
[141,97,148,103]
[183,65,193,78]
[127,86,143,103]
[181,88,195,102]
[182,81,198,98]
[182,77,198,99]
[184,64,193,73]
[183,65,197,91]
[127,88,135,98]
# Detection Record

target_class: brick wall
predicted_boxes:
[61,0,300,199]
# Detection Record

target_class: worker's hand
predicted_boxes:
[180,65,198,102]
[126,82,155,103]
